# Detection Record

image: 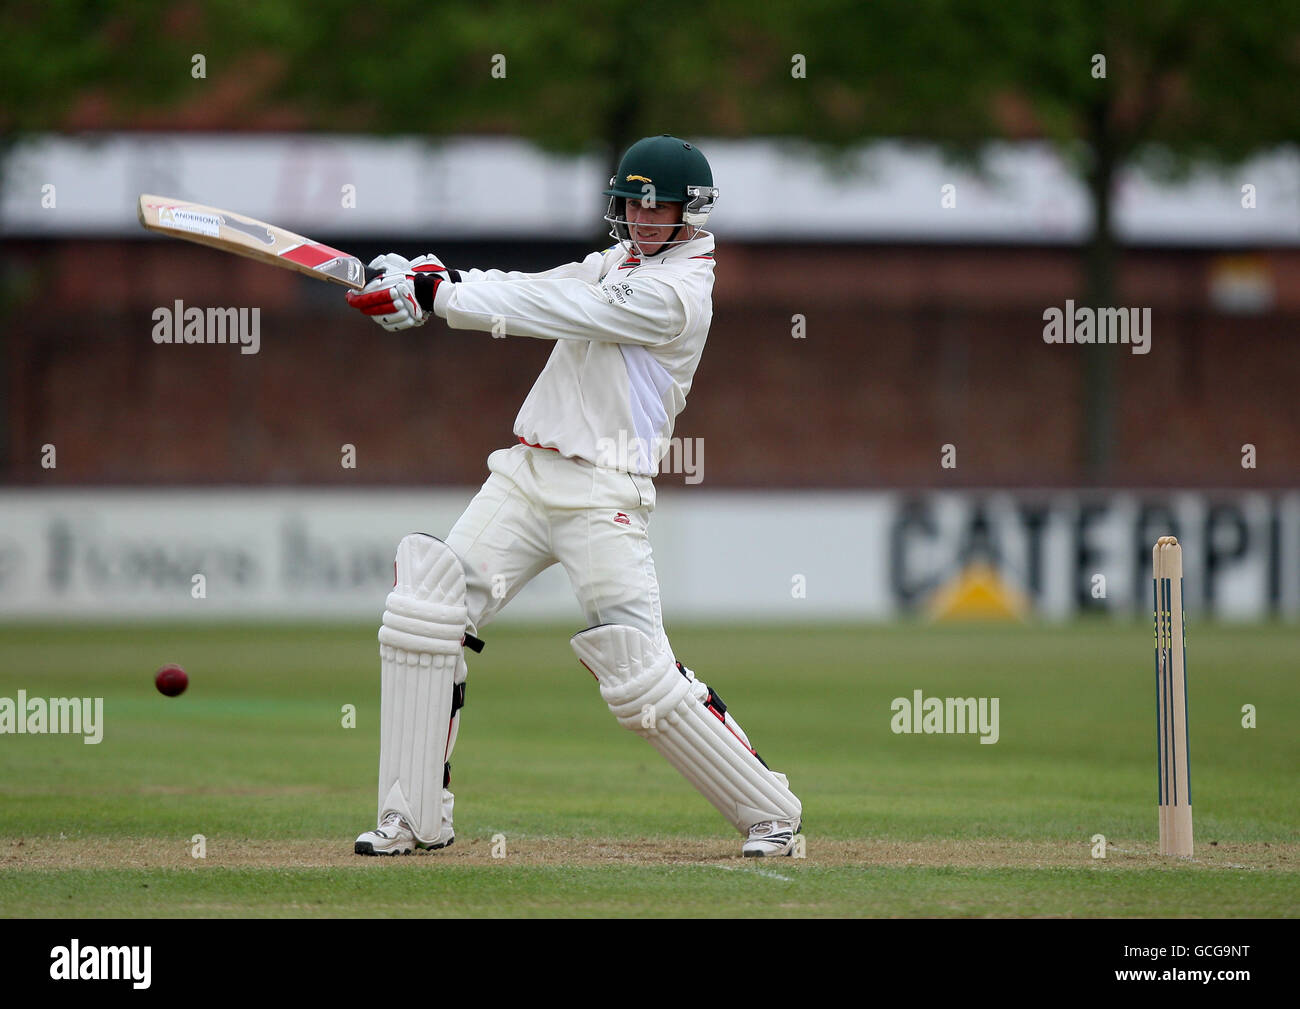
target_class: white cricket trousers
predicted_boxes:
[446,443,672,656]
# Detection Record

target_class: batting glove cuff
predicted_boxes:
[409,264,459,314]
[432,274,456,316]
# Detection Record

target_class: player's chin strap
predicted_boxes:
[645,224,684,257]
[571,623,801,834]
[376,533,479,844]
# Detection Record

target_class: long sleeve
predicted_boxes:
[456,250,606,285]
[437,273,689,347]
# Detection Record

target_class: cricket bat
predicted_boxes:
[137,194,379,290]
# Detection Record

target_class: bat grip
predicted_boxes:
[363,266,383,284]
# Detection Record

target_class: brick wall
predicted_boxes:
[3,240,1297,487]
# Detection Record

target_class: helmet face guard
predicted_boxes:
[603,182,718,257]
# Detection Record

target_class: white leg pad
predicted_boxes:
[377,534,468,844]
[572,624,801,833]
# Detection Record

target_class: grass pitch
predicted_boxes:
[1,620,1296,917]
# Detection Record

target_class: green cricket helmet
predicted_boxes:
[603,135,718,255]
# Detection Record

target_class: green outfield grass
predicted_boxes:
[1,620,1296,917]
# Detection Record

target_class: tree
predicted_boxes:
[0,0,214,475]
[4,0,1298,479]
[736,0,1300,477]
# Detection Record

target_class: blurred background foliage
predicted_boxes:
[1,0,1297,478]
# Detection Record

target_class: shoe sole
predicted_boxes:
[354,836,454,857]
[354,841,413,856]
[743,821,803,858]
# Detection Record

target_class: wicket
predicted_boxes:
[1153,536,1193,857]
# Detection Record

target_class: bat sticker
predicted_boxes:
[220,215,277,245]
[157,206,222,237]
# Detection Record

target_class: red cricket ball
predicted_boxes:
[155,664,189,697]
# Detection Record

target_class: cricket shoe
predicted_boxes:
[355,811,416,856]
[742,817,801,857]
[354,791,456,856]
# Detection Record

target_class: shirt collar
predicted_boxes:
[637,231,715,263]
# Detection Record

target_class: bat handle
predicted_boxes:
[363,266,383,284]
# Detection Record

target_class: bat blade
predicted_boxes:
[137,194,373,290]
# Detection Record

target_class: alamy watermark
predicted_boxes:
[0,692,103,744]
[1042,299,1150,355]
[50,940,150,989]
[152,300,260,355]
[595,430,704,483]
[891,689,999,744]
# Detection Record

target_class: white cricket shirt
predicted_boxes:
[433,233,716,476]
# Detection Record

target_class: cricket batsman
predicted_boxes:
[346,135,802,858]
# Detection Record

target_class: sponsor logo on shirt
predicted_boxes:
[613,512,631,525]
[599,281,635,306]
